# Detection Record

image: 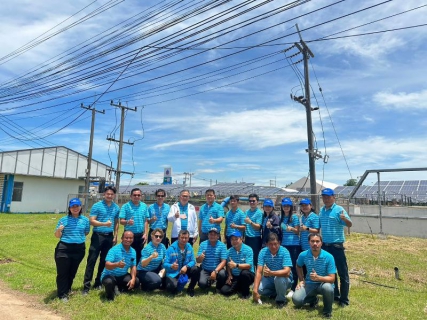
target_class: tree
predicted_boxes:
[136,182,149,185]
[285,182,293,188]
[343,179,357,186]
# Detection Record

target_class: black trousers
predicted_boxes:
[165,266,200,294]
[83,232,113,290]
[220,270,255,296]
[102,274,140,300]
[131,233,145,264]
[198,268,227,290]
[244,236,262,267]
[54,242,85,298]
[148,229,169,249]
[138,265,164,291]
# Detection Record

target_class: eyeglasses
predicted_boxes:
[154,235,163,239]
[157,195,165,198]
[249,200,257,203]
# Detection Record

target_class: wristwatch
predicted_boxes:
[236,264,240,269]
[306,226,309,231]
[215,270,219,274]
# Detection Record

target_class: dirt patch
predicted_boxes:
[0,258,14,264]
[0,280,63,320]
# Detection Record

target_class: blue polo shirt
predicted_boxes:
[100,243,137,281]
[137,241,166,271]
[199,202,225,233]
[319,203,351,244]
[90,200,120,233]
[297,249,336,284]
[225,208,246,236]
[227,243,254,276]
[148,203,170,230]
[197,240,228,272]
[258,246,292,271]
[177,203,189,231]
[119,201,149,234]
[164,241,196,278]
[281,214,300,246]
[245,208,263,237]
[56,215,90,244]
[300,212,320,250]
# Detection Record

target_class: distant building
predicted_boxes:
[0,147,111,213]
[287,177,338,194]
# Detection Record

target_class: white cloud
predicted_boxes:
[373,90,427,109]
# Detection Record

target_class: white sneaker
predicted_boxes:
[286,290,294,299]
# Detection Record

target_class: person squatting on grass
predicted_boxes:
[83,186,120,294]
[54,198,90,302]
[101,231,140,301]
[292,233,336,319]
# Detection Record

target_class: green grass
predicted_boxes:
[0,213,426,319]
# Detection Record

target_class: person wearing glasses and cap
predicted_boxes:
[261,199,281,247]
[280,197,301,299]
[196,227,228,292]
[83,186,120,295]
[147,189,170,248]
[137,228,167,291]
[119,188,149,264]
[168,189,198,246]
[319,188,352,308]
[244,193,263,266]
[101,231,140,301]
[54,198,90,302]
[220,230,254,299]
[299,198,320,252]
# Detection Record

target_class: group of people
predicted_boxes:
[54,186,352,318]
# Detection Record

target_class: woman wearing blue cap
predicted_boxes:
[261,199,281,247]
[280,197,301,298]
[54,198,90,302]
[299,198,319,251]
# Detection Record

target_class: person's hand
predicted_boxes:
[151,251,158,259]
[210,270,217,281]
[150,216,157,223]
[112,235,117,245]
[340,210,346,221]
[310,268,318,282]
[58,222,65,231]
[266,220,272,229]
[301,224,307,231]
[127,278,135,290]
[179,214,187,220]
[171,259,179,270]
[226,275,233,285]
[209,216,215,224]
[296,280,305,290]
[128,217,134,226]
[192,235,198,244]
[105,220,112,227]
[227,258,237,269]
[244,217,251,224]
[180,265,188,275]
[142,233,147,244]
[198,251,206,262]
[175,210,180,218]
[286,225,292,231]
[263,265,272,277]
[253,290,260,303]
[117,259,126,268]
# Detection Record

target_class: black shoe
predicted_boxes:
[323,313,332,318]
[187,288,195,297]
[339,302,348,308]
[276,300,287,309]
[309,297,319,308]
[241,294,250,300]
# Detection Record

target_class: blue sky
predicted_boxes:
[0,0,426,188]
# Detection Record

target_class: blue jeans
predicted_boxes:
[292,282,334,314]
[322,243,350,305]
[258,276,292,302]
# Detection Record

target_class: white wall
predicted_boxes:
[10,175,84,213]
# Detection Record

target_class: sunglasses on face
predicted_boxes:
[157,195,165,198]
[154,235,163,239]
[132,194,142,197]
[249,200,257,203]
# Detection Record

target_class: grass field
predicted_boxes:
[0,213,426,319]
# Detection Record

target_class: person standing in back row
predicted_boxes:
[147,189,170,248]
[83,186,120,295]
[120,188,149,264]
[244,193,263,266]
[198,189,224,243]
[319,188,352,307]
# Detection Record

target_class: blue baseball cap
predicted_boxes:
[177,274,189,292]
[321,188,335,196]
[263,199,274,207]
[299,198,312,205]
[230,230,242,238]
[69,198,82,207]
[281,197,293,206]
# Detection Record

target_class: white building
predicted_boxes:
[287,177,338,194]
[0,147,111,213]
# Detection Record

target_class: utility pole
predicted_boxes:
[291,25,322,208]
[81,103,105,214]
[183,172,194,187]
[107,100,137,191]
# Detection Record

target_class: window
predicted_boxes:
[12,182,24,202]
